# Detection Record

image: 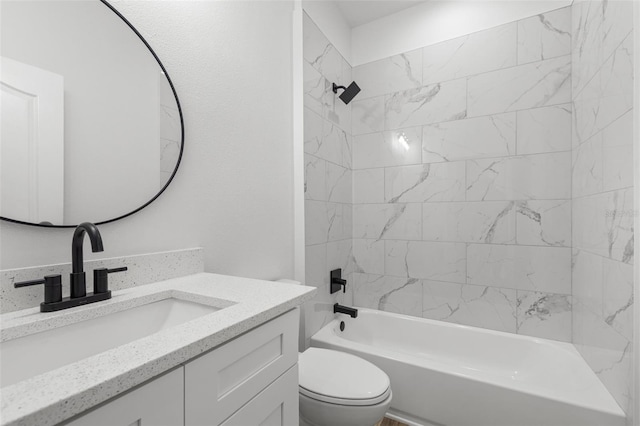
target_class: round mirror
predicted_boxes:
[0,0,183,227]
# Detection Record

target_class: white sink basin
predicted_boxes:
[0,298,220,387]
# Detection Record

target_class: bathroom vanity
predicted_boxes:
[0,273,315,426]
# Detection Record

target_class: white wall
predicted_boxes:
[0,0,296,284]
[302,0,352,63]
[351,0,572,66]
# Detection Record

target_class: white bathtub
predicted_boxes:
[311,308,625,426]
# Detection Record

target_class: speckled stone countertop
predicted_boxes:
[0,273,315,426]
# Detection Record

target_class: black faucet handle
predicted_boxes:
[15,275,63,304]
[330,269,347,294]
[93,267,127,294]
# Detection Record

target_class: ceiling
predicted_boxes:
[334,1,425,28]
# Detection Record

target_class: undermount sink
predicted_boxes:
[0,297,221,387]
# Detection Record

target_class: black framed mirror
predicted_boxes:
[0,0,184,228]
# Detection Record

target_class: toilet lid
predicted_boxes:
[299,348,391,406]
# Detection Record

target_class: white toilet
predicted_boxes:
[298,348,392,426]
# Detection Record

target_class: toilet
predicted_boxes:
[298,348,392,426]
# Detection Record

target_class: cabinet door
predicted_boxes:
[67,367,184,426]
[220,365,298,426]
[186,308,299,426]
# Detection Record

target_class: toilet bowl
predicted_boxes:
[298,348,392,426]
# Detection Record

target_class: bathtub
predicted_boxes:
[311,308,626,426]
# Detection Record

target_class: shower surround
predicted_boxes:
[303,13,354,345]
[303,1,634,419]
[350,7,574,341]
[571,0,634,415]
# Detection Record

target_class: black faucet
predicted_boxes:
[71,222,104,298]
[330,269,347,294]
[334,303,358,318]
[14,222,126,312]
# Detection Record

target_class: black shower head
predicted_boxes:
[332,81,361,105]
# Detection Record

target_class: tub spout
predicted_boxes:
[334,303,358,318]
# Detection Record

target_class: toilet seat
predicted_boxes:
[299,348,391,407]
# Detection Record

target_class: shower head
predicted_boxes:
[332,81,361,105]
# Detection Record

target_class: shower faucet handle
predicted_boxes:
[330,269,347,294]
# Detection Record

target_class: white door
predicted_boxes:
[1,56,64,224]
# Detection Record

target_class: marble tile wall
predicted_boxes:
[303,13,353,347]
[351,7,574,342]
[571,0,634,417]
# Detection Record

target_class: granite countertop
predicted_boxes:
[0,273,316,426]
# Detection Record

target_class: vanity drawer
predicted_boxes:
[220,365,298,426]
[185,308,299,426]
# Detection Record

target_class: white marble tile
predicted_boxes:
[304,61,325,117]
[572,194,608,256]
[516,200,571,247]
[352,204,422,241]
[325,162,351,204]
[352,169,384,204]
[305,200,329,245]
[516,291,572,342]
[572,132,603,198]
[303,107,324,156]
[604,188,635,264]
[573,302,633,414]
[352,239,385,275]
[516,104,572,155]
[327,202,346,242]
[304,154,326,201]
[385,162,466,203]
[353,273,422,316]
[385,240,466,283]
[324,57,353,134]
[325,84,352,134]
[303,13,342,83]
[327,239,353,276]
[602,258,633,341]
[305,243,327,289]
[572,249,604,315]
[321,120,350,167]
[467,244,571,293]
[467,55,571,117]
[422,281,517,333]
[422,23,517,85]
[384,79,467,130]
[602,109,634,192]
[517,7,571,65]
[343,203,353,242]
[354,49,422,99]
[571,0,601,96]
[352,127,422,169]
[422,113,516,163]
[422,201,516,244]
[352,96,385,136]
[573,34,633,145]
[573,189,634,264]
[466,152,571,201]
[572,0,633,97]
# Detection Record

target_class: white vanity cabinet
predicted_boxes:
[185,308,299,425]
[66,308,300,426]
